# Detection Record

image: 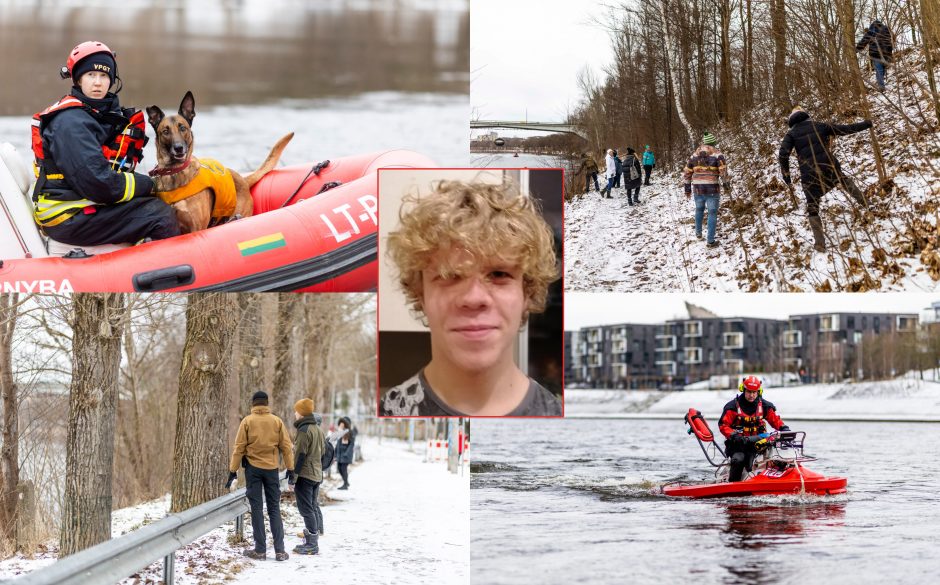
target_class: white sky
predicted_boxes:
[564,293,940,330]
[470,0,614,136]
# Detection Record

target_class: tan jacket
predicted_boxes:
[229,405,294,472]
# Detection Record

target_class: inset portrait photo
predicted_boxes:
[377,168,563,417]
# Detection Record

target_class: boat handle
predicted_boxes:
[133,265,195,292]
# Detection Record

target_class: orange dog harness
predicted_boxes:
[157,158,238,221]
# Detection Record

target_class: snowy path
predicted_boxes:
[235,438,468,585]
[0,438,468,585]
[565,177,740,292]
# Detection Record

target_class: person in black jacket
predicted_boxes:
[623,147,642,205]
[856,20,893,90]
[336,417,355,490]
[32,42,179,246]
[612,149,623,189]
[778,107,871,252]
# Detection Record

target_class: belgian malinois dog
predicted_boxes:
[146,91,293,234]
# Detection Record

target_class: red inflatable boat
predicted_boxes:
[0,149,434,292]
[662,408,847,499]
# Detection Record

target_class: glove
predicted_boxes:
[225,472,237,489]
[779,425,791,432]
[286,469,296,485]
[863,119,873,129]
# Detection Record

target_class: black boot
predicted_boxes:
[808,216,826,252]
[294,529,319,555]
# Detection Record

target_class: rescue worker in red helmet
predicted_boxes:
[718,375,790,482]
[30,41,179,246]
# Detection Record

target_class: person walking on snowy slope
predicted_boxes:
[856,19,894,90]
[642,145,655,185]
[624,147,642,205]
[600,149,616,198]
[683,132,727,248]
[577,152,600,193]
[778,107,871,252]
[612,149,623,189]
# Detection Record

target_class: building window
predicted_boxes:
[723,332,744,349]
[684,321,702,337]
[847,316,855,329]
[655,361,677,376]
[684,347,702,363]
[783,330,803,347]
[897,316,916,332]
[655,335,677,352]
[820,315,839,331]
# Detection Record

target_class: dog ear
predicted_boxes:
[178,91,196,126]
[146,106,165,131]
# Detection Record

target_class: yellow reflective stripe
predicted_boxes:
[35,209,79,227]
[119,172,135,203]
[34,196,96,221]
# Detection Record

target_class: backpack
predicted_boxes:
[629,157,640,181]
[321,437,335,469]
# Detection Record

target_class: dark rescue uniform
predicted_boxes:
[31,88,179,246]
[719,395,787,482]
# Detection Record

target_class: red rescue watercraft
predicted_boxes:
[662,408,847,499]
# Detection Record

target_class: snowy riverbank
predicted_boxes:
[0,437,469,585]
[564,377,940,422]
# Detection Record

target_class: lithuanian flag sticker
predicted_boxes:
[238,232,286,256]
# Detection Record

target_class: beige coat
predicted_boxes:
[229,405,294,472]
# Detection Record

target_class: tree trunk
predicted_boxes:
[658,0,696,148]
[921,0,940,122]
[771,0,788,109]
[170,293,237,513]
[719,0,735,123]
[0,293,21,545]
[273,293,301,421]
[237,293,264,418]
[60,293,126,556]
[835,0,887,183]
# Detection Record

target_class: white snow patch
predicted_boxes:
[0,438,469,585]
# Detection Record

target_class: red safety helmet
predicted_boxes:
[739,375,763,394]
[60,41,115,80]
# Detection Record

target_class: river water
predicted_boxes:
[0,0,468,166]
[471,152,570,169]
[471,418,939,584]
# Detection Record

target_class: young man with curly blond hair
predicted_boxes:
[380,181,561,417]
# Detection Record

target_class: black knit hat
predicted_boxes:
[251,391,269,406]
[72,52,116,86]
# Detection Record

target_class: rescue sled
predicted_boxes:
[662,408,847,498]
[0,142,434,292]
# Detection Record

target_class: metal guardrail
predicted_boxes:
[4,489,249,585]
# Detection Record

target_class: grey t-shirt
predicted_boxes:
[381,370,562,417]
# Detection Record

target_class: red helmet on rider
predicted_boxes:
[60,41,118,87]
[739,375,762,395]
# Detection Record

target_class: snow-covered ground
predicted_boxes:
[0,438,469,585]
[565,377,940,422]
[566,48,940,292]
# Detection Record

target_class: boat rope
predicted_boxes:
[279,159,331,208]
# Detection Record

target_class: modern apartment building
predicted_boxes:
[567,310,921,388]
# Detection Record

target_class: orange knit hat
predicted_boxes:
[294,398,315,416]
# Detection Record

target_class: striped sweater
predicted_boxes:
[683,145,727,195]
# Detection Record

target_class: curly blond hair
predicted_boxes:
[386,181,558,322]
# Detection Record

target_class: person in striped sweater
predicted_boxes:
[683,132,728,248]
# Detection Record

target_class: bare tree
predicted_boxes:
[60,293,127,556]
[0,293,21,546]
[170,293,237,513]
[237,293,264,418]
[272,293,302,422]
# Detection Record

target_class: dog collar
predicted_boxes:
[149,158,192,177]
